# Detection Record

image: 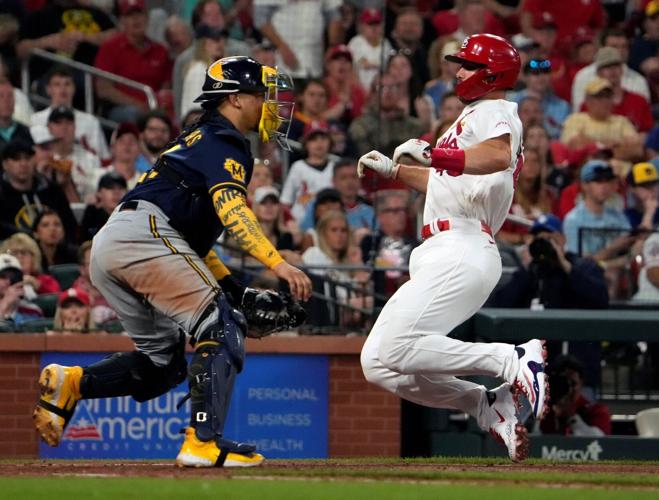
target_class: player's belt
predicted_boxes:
[421,218,492,240]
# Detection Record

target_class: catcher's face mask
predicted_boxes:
[258,66,295,150]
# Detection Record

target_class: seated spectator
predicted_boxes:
[424,41,460,114]
[300,188,345,252]
[540,355,611,436]
[180,24,226,119]
[135,110,174,173]
[302,210,372,327]
[524,123,571,197]
[631,232,659,303]
[71,241,117,325]
[80,172,128,242]
[247,158,274,205]
[163,15,193,59]
[30,67,110,161]
[360,190,419,306]
[386,51,432,132]
[348,8,392,91]
[0,79,32,156]
[561,78,643,163]
[424,91,465,144]
[281,123,335,223]
[32,208,78,271]
[289,79,330,143]
[625,162,659,230]
[517,94,544,130]
[0,140,77,241]
[323,45,366,128]
[0,253,42,330]
[509,58,570,140]
[388,8,430,84]
[103,122,142,189]
[0,55,34,127]
[492,214,609,310]
[576,28,650,109]
[52,288,94,333]
[0,233,60,298]
[94,0,171,124]
[497,147,555,245]
[587,47,654,135]
[46,106,101,203]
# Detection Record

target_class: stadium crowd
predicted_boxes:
[0,0,657,355]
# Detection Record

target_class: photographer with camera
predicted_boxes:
[0,253,43,330]
[492,214,609,310]
[540,355,611,436]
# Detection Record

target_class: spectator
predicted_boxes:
[424,41,460,114]
[588,47,654,136]
[517,95,544,130]
[0,253,42,330]
[386,51,432,131]
[52,287,94,333]
[302,209,372,327]
[30,124,60,175]
[251,39,277,69]
[0,140,77,241]
[563,161,635,295]
[180,24,226,119]
[172,0,251,119]
[254,0,343,80]
[560,78,643,163]
[80,172,128,242]
[0,79,32,156]
[0,233,60,297]
[299,187,344,252]
[348,8,392,91]
[32,207,78,270]
[323,45,366,127]
[349,72,425,159]
[631,232,659,303]
[0,55,33,127]
[0,6,24,86]
[71,241,117,325]
[629,1,659,74]
[135,110,173,173]
[625,162,659,230]
[388,8,430,84]
[360,190,419,306]
[573,29,650,112]
[30,67,109,161]
[46,106,101,203]
[94,0,171,124]
[509,59,570,140]
[524,123,571,198]
[540,355,611,436]
[281,122,335,223]
[492,213,609,309]
[163,15,193,59]
[246,158,274,205]
[289,79,329,142]
[16,0,115,84]
[103,122,142,189]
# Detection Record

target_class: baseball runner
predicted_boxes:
[359,34,549,462]
[32,56,312,468]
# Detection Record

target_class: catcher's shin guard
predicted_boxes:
[189,293,255,454]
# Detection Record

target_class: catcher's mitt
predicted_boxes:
[241,289,307,338]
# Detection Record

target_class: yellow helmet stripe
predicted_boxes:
[208,60,224,81]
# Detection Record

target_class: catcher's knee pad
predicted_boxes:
[189,292,248,443]
[80,346,187,402]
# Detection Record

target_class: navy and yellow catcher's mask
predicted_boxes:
[194,56,295,150]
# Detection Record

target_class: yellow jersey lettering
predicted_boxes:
[223,159,246,183]
[184,129,203,147]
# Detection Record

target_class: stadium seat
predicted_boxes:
[48,264,81,289]
[20,318,54,333]
[32,293,59,318]
[635,408,659,437]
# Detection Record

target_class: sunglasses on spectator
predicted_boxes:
[526,59,552,73]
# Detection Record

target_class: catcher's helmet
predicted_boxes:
[445,34,520,102]
[194,56,295,149]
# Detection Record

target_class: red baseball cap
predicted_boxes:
[325,45,353,63]
[359,8,383,25]
[58,288,90,307]
[532,11,557,30]
[302,120,330,142]
[118,0,146,16]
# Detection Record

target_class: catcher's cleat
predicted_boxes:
[33,364,82,447]
[176,428,265,468]
[512,339,549,420]
[483,383,529,462]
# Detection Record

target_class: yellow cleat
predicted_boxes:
[176,428,265,468]
[32,364,82,447]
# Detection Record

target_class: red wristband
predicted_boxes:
[430,148,465,176]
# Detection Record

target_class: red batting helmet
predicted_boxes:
[445,34,521,102]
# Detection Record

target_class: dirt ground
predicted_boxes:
[1,460,658,479]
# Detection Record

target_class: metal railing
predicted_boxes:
[21,48,158,119]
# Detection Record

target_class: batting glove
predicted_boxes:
[357,150,398,179]
[393,139,432,166]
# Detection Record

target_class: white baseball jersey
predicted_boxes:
[424,99,523,234]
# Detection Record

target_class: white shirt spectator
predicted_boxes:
[632,233,659,303]
[280,159,335,222]
[63,144,103,202]
[31,107,110,161]
[180,60,205,120]
[12,88,34,126]
[571,63,650,112]
[348,34,392,90]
